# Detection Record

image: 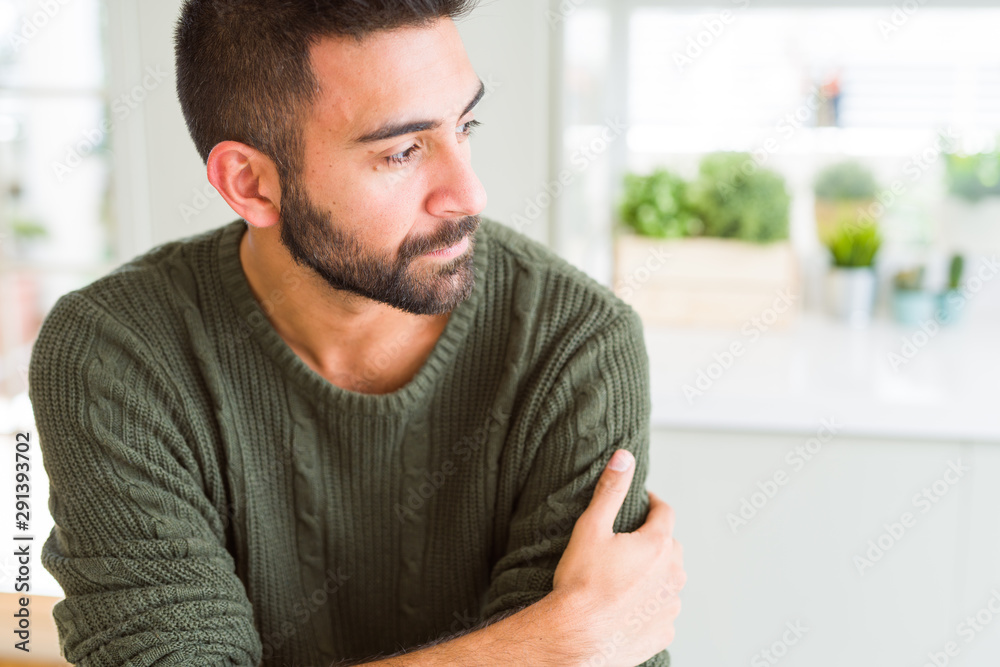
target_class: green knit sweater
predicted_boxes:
[29,217,669,667]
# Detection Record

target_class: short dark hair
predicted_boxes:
[174,0,476,180]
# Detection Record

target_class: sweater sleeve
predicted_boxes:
[29,291,262,666]
[481,309,670,667]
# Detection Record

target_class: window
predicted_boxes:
[0,0,113,428]
[556,3,1000,286]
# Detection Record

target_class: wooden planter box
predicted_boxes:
[613,234,801,329]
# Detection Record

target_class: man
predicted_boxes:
[29,1,685,665]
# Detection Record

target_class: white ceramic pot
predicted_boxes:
[825,267,877,327]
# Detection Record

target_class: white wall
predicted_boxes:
[456,0,554,246]
[104,0,215,255]
[105,0,555,258]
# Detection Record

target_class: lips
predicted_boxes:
[424,235,470,258]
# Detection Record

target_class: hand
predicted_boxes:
[552,449,686,667]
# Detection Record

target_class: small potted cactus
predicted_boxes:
[937,253,966,324]
[890,265,938,326]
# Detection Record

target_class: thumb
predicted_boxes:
[578,449,636,536]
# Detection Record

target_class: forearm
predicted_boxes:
[356,591,590,667]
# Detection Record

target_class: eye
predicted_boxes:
[458,119,482,138]
[386,144,420,166]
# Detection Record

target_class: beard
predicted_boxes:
[277,177,480,316]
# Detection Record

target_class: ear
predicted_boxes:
[206,141,282,228]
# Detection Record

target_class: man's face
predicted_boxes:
[277,18,487,316]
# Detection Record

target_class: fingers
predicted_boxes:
[578,449,637,536]
[638,491,675,541]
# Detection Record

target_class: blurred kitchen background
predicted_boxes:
[2,0,1000,665]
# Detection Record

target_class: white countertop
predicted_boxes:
[4,283,998,444]
[646,291,1000,443]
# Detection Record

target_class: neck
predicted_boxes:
[238,223,450,394]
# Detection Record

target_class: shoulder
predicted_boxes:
[478,217,645,352]
[70,221,237,317]
[38,221,237,342]
[31,221,239,383]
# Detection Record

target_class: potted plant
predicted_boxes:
[813,160,881,246]
[686,152,791,243]
[618,168,702,239]
[890,266,938,326]
[823,221,882,327]
[10,218,49,257]
[937,138,1000,253]
[944,150,1000,202]
[614,153,799,328]
[2,183,49,260]
[937,253,965,324]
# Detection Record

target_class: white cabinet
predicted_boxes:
[647,429,1000,666]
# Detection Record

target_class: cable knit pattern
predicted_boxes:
[29,218,669,667]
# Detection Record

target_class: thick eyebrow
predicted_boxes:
[353,79,486,144]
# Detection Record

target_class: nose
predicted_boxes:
[424,141,488,220]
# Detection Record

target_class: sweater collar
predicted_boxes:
[216,219,489,415]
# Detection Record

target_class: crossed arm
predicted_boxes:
[31,293,668,666]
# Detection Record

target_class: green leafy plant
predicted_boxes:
[893,266,925,291]
[947,253,965,291]
[687,152,791,243]
[944,150,1000,202]
[11,218,48,241]
[825,223,882,268]
[618,169,701,239]
[814,160,880,201]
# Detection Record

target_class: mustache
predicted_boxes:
[398,215,481,261]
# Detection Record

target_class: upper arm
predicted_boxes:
[481,310,669,665]
[29,292,262,666]
[482,310,653,617]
